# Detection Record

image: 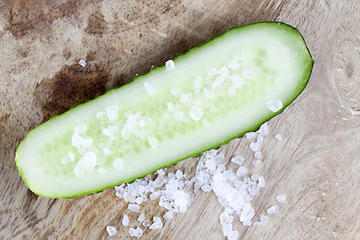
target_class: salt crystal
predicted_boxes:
[127,117,137,130]
[113,158,124,170]
[260,215,268,226]
[267,205,279,214]
[193,76,202,92]
[245,132,256,139]
[190,105,203,121]
[228,230,239,240]
[250,142,260,151]
[253,222,262,227]
[138,213,145,222]
[74,125,87,134]
[266,99,283,112]
[139,119,146,127]
[119,145,129,152]
[106,226,116,236]
[148,136,159,149]
[83,152,96,168]
[207,67,218,76]
[231,155,245,165]
[230,73,243,88]
[171,87,182,97]
[251,174,259,181]
[220,212,229,226]
[179,93,188,103]
[144,82,156,95]
[103,128,114,137]
[61,152,75,164]
[205,160,216,171]
[228,86,236,96]
[254,151,261,158]
[157,169,165,176]
[252,160,261,166]
[175,170,183,179]
[275,134,283,140]
[276,194,286,203]
[166,60,175,71]
[122,125,131,139]
[78,59,86,67]
[106,105,119,121]
[128,204,140,212]
[229,60,240,70]
[167,102,176,113]
[258,176,265,188]
[163,211,173,221]
[135,227,143,237]
[219,66,229,77]
[97,168,106,173]
[174,111,183,121]
[259,123,269,136]
[123,110,132,118]
[149,218,163,229]
[212,75,225,88]
[103,147,113,155]
[96,111,105,119]
[242,69,255,79]
[202,88,211,100]
[72,134,83,148]
[129,228,136,237]
[153,175,166,188]
[222,223,232,236]
[143,220,150,227]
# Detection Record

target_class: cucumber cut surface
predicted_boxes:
[15,22,313,198]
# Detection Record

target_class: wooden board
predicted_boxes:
[1,0,360,239]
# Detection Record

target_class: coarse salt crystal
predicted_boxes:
[231,155,245,165]
[275,134,283,140]
[179,93,188,103]
[103,147,113,155]
[128,204,140,212]
[254,151,261,158]
[135,227,143,237]
[166,60,175,71]
[267,205,279,214]
[129,228,136,237]
[163,211,173,221]
[252,160,262,166]
[250,142,260,151]
[245,132,256,139]
[242,69,255,79]
[228,86,236,96]
[78,59,86,67]
[266,99,283,112]
[253,221,262,227]
[113,158,123,170]
[122,214,129,226]
[148,136,159,149]
[97,168,106,174]
[74,125,87,134]
[207,68,218,76]
[260,215,268,226]
[144,82,156,95]
[106,226,116,236]
[167,102,176,113]
[193,76,202,92]
[219,66,229,77]
[258,176,265,188]
[83,152,96,168]
[230,73,243,88]
[138,213,145,222]
[61,152,75,164]
[149,218,163,229]
[259,123,269,136]
[73,159,86,177]
[229,60,240,70]
[276,194,286,203]
[236,166,248,177]
[143,220,150,227]
[122,125,131,139]
[96,111,105,119]
[190,105,203,121]
[106,105,119,121]
[171,87,182,97]
[72,134,83,148]
[212,75,225,88]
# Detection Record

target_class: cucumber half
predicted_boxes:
[15,22,313,198]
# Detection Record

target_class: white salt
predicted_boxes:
[193,76,202,92]
[207,67,218,76]
[254,151,261,158]
[83,152,96,168]
[229,60,240,70]
[252,160,262,166]
[73,159,86,177]
[122,125,131,139]
[257,135,264,144]
[242,69,255,79]
[202,119,209,126]
[250,142,260,151]
[78,59,86,67]
[267,205,279,214]
[106,226,116,236]
[97,168,106,174]
[212,75,225,88]
[138,213,145,222]
[245,132,256,139]
[236,166,248,177]
[123,110,132,118]
[228,230,239,240]
[230,73,243,88]
[190,105,203,121]
[148,136,159,149]
[266,99,283,112]
[258,176,265,188]
[122,214,129,226]
[129,228,136,237]
[253,222,262,227]
[96,111,105,119]
[171,87,182,97]
[80,138,92,148]
[276,194,286,203]
[102,128,114,137]
[113,158,124,170]
[220,212,229,226]
[231,155,245,165]
[144,82,156,95]
[219,66,229,77]
[128,204,140,212]
[103,147,113,155]
[139,119,146,127]
[163,211,173,221]
[228,86,236,96]
[106,105,118,121]
[72,134,83,148]
[260,215,268,226]
[275,134,283,141]
[202,88,211,100]
[135,227,143,237]
[61,152,75,164]
[259,123,269,136]
[149,218,163,229]
[179,93,188,103]
[74,125,87,134]
[143,220,150,227]
[167,102,176,113]
[166,60,175,71]
[108,126,119,132]
[127,117,137,130]
[119,145,129,152]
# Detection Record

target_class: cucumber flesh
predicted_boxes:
[15,22,313,198]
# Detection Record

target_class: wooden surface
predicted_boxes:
[1,0,360,239]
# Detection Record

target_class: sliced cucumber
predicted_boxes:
[15,22,313,198]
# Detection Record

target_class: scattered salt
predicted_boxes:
[231,155,245,165]
[252,160,262,166]
[193,76,202,92]
[260,215,268,226]
[259,123,269,136]
[228,86,236,96]
[149,217,163,229]
[72,134,83,148]
[83,152,96,168]
[106,226,116,236]
[266,99,283,112]
[113,158,124,170]
[179,93,188,103]
[250,142,260,151]
[275,134,283,141]
[61,152,75,164]
[171,87,182,97]
[190,105,203,121]
[166,60,175,71]
[212,75,225,88]
[97,168,106,174]
[122,125,131,139]
[276,194,286,203]
[229,60,240,70]
[73,159,86,177]
[138,213,145,222]
[106,105,118,121]
[78,59,86,67]
[230,73,243,88]
[129,228,136,237]
[254,151,261,158]
[258,176,265,188]
[267,205,279,214]
[219,66,229,77]
[242,69,255,79]
[144,82,156,95]
[122,215,129,226]
[163,211,173,221]
[103,147,113,155]
[74,125,87,134]
[148,136,159,149]
[253,222,262,227]
[143,220,150,227]
[135,227,143,237]
[128,204,140,212]
[207,67,218,76]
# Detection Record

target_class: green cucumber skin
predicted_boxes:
[15,21,314,198]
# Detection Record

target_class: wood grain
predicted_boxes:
[1,0,360,239]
